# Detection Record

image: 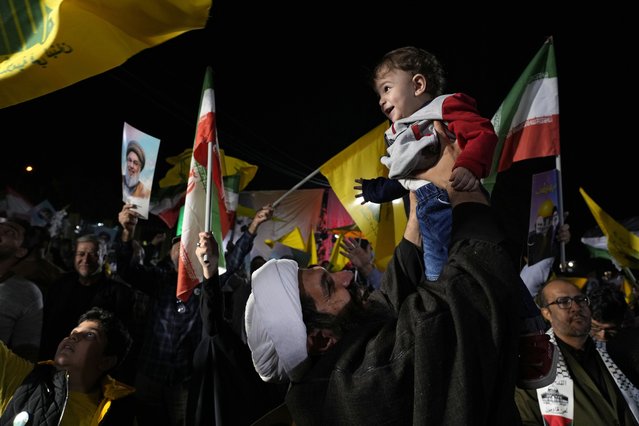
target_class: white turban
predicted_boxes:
[245,259,309,383]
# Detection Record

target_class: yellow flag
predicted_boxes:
[319,121,406,270]
[159,148,258,190]
[307,229,318,266]
[328,233,349,272]
[159,149,193,188]
[580,187,639,268]
[222,151,258,191]
[623,278,635,305]
[564,276,588,290]
[265,226,306,251]
[0,0,211,108]
[236,205,257,219]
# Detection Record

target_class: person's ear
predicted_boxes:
[98,355,118,373]
[541,306,552,323]
[306,329,338,355]
[412,73,427,96]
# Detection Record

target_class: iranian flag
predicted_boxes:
[484,37,560,190]
[176,66,231,302]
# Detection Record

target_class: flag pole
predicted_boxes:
[622,267,639,296]
[202,138,213,264]
[623,267,638,289]
[555,155,567,271]
[272,167,321,208]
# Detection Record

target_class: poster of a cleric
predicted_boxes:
[527,169,561,266]
[121,122,160,219]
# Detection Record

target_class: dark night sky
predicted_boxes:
[1,3,635,265]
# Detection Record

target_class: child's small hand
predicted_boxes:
[354,178,367,205]
[450,167,479,191]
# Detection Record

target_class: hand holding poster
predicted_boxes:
[121,123,160,218]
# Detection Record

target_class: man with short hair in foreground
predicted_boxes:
[0,306,135,425]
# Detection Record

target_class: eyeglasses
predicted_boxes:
[544,295,590,309]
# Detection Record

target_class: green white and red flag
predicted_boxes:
[484,37,560,191]
[176,66,230,302]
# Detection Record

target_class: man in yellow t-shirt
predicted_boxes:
[0,307,135,425]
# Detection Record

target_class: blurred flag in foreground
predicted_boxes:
[177,67,230,302]
[484,37,560,192]
[320,122,406,269]
[0,0,211,108]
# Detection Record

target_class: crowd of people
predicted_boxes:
[0,204,284,425]
[1,45,639,425]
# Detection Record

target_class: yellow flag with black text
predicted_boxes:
[320,121,406,270]
[0,0,211,108]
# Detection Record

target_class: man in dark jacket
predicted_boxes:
[117,205,202,426]
[238,130,523,424]
[0,306,135,425]
[515,279,639,425]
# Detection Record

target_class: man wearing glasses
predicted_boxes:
[515,278,639,425]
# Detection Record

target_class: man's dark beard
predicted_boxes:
[300,284,369,340]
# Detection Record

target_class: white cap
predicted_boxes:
[245,259,309,383]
